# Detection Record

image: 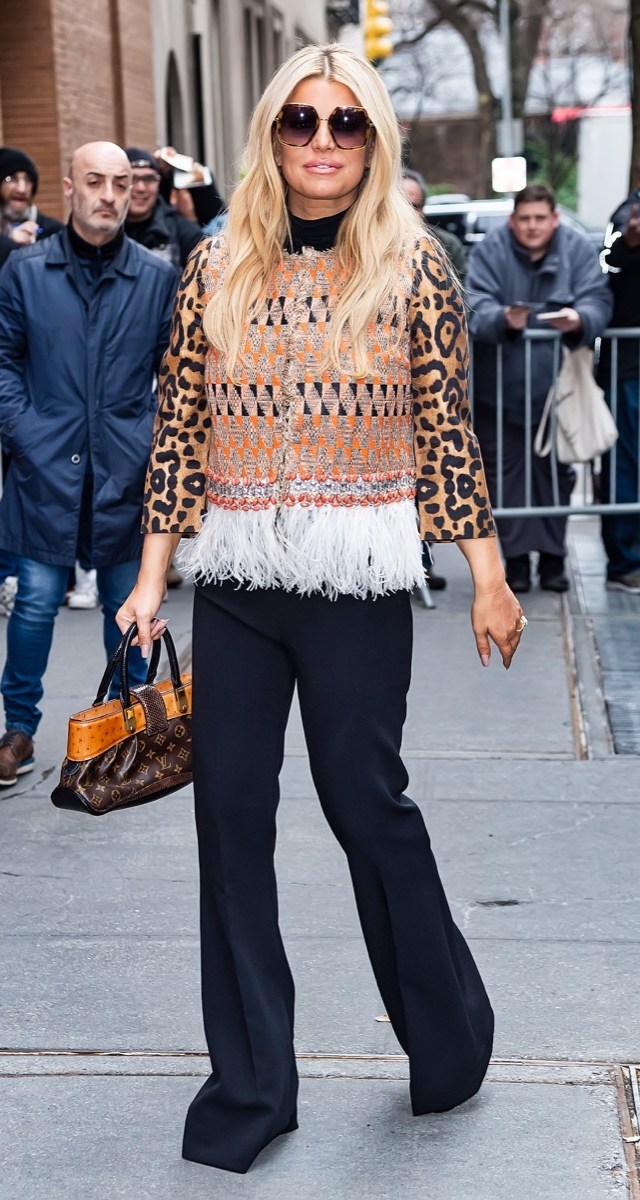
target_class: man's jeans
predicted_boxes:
[1,557,146,739]
[601,380,640,577]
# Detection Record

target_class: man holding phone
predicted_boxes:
[466,184,612,593]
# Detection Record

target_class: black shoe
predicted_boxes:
[505,554,531,594]
[425,571,447,591]
[606,572,640,594]
[539,553,569,593]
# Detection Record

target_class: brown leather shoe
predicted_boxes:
[0,730,35,787]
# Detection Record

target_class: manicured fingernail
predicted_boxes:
[140,644,150,659]
[481,654,490,667]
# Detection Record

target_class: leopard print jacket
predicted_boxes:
[142,234,495,597]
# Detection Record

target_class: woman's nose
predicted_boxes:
[311,118,335,151]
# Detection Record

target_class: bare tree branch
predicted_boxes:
[393,16,446,52]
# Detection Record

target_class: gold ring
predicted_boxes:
[516,615,528,633]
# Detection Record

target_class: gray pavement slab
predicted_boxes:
[4,789,639,940]
[0,1073,627,1200]
[2,782,640,1059]
[2,924,639,1062]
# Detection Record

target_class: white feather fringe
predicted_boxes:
[177,501,424,599]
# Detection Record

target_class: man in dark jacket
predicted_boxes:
[0,147,63,268]
[124,147,201,270]
[467,183,612,593]
[0,141,177,786]
[599,189,640,594]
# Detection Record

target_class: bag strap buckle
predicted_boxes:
[123,705,137,734]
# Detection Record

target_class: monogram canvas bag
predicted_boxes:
[534,345,618,464]
[51,623,192,815]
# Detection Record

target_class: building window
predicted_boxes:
[208,0,226,186]
[271,8,285,72]
[244,2,268,117]
[165,53,185,150]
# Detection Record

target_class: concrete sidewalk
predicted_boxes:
[0,540,638,1199]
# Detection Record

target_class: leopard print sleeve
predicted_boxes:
[410,237,495,542]
[142,239,214,535]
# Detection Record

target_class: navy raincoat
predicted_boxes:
[0,229,178,566]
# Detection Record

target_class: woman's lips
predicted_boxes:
[304,162,340,173]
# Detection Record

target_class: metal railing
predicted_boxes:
[469,328,640,519]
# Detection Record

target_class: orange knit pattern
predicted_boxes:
[200,246,416,514]
[142,235,494,596]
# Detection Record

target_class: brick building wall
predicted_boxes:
[118,0,156,148]
[0,0,63,218]
[0,0,156,220]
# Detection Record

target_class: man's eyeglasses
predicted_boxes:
[274,104,373,150]
[131,173,160,187]
[3,172,33,187]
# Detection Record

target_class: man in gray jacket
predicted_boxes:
[467,183,612,593]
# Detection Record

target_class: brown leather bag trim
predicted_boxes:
[65,676,192,761]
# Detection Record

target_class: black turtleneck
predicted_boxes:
[287,207,350,254]
[67,220,125,289]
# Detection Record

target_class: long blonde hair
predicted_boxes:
[204,43,423,378]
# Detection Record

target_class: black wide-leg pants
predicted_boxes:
[182,581,494,1173]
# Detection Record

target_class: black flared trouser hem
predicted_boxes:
[183,581,494,1172]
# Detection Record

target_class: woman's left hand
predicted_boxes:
[471,580,527,670]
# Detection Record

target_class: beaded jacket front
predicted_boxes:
[142,235,495,598]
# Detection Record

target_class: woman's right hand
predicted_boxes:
[117,534,183,655]
[116,579,168,659]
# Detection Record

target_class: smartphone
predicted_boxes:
[173,166,213,189]
[537,310,567,320]
[512,301,546,312]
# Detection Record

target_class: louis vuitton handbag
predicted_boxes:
[51,623,192,815]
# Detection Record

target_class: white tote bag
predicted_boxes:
[534,346,618,464]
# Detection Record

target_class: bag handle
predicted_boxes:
[93,629,161,705]
[118,622,185,708]
[93,624,188,731]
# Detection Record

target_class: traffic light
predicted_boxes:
[364,0,393,62]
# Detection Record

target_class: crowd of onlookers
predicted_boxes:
[402,168,639,600]
[0,135,638,788]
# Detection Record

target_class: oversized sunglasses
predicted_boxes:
[274,104,373,150]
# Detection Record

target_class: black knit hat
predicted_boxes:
[125,147,160,173]
[0,147,39,193]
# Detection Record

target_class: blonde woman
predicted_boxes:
[118,43,525,1174]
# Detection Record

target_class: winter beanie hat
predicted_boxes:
[0,148,39,192]
[125,148,160,173]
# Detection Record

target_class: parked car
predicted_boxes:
[423,195,603,250]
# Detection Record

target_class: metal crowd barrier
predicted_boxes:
[468,328,640,519]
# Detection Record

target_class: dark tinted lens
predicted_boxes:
[279,105,318,145]
[328,107,369,148]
